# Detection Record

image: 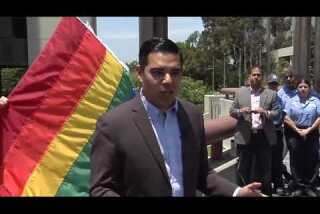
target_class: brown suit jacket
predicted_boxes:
[90,96,237,197]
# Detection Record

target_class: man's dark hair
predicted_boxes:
[139,37,183,70]
[248,65,263,75]
[281,66,295,80]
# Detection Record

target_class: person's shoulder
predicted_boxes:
[311,90,320,99]
[98,96,138,123]
[236,87,249,96]
[262,88,276,97]
[278,86,285,92]
[264,87,274,93]
[177,99,201,114]
[289,94,299,102]
[239,87,249,92]
[277,87,284,96]
[310,94,320,103]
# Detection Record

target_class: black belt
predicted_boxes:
[251,129,264,134]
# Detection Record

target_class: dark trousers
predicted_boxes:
[285,127,319,189]
[271,129,284,189]
[236,130,272,195]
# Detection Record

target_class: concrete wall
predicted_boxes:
[271,46,293,64]
[203,94,224,120]
[26,17,97,66]
[26,17,61,65]
[219,98,234,117]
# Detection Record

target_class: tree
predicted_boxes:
[178,76,211,106]
[1,67,27,96]
[177,32,210,84]
[201,17,266,87]
[270,17,292,50]
[126,60,141,89]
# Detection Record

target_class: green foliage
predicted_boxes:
[126,60,138,72]
[1,67,27,96]
[198,17,268,88]
[202,17,266,66]
[178,76,211,105]
[177,32,215,87]
[126,60,141,90]
[129,71,141,90]
[270,17,292,50]
[275,58,291,78]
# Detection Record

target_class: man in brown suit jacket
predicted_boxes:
[90,38,262,197]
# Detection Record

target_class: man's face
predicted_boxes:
[249,68,263,88]
[285,74,296,89]
[268,82,279,91]
[138,52,182,111]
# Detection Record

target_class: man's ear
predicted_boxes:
[136,65,143,83]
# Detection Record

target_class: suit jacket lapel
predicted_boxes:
[259,88,267,108]
[245,87,251,107]
[131,97,171,186]
[259,88,268,124]
[243,87,252,123]
[177,102,196,196]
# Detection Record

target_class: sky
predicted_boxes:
[97,17,204,63]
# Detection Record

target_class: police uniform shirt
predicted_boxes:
[284,94,320,127]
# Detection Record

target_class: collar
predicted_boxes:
[284,85,297,94]
[297,94,317,101]
[250,86,263,95]
[140,89,178,121]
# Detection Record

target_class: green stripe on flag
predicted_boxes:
[56,70,134,196]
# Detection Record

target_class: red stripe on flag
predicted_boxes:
[1,18,87,161]
[1,17,107,195]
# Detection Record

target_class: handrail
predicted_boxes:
[204,116,237,145]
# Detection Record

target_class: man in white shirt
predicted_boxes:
[230,66,280,196]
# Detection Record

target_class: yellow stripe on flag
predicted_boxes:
[22,52,124,196]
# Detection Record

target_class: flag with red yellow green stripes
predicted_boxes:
[0,17,134,196]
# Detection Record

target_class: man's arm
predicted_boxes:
[198,112,262,197]
[90,118,123,197]
[253,90,280,121]
[299,117,320,138]
[266,90,280,120]
[284,115,300,133]
[230,91,241,119]
[197,112,238,196]
[230,90,251,119]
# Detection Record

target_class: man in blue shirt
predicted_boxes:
[267,73,287,196]
[90,38,263,197]
[277,69,297,192]
[278,69,297,108]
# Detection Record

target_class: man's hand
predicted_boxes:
[239,107,251,114]
[236,182,265,197]
[0,96,8,109]
[297,128,311,139]
[251,107,267,115]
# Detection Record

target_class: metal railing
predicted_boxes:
[204,93,237,160]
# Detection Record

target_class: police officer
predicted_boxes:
[284,78,320,197]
